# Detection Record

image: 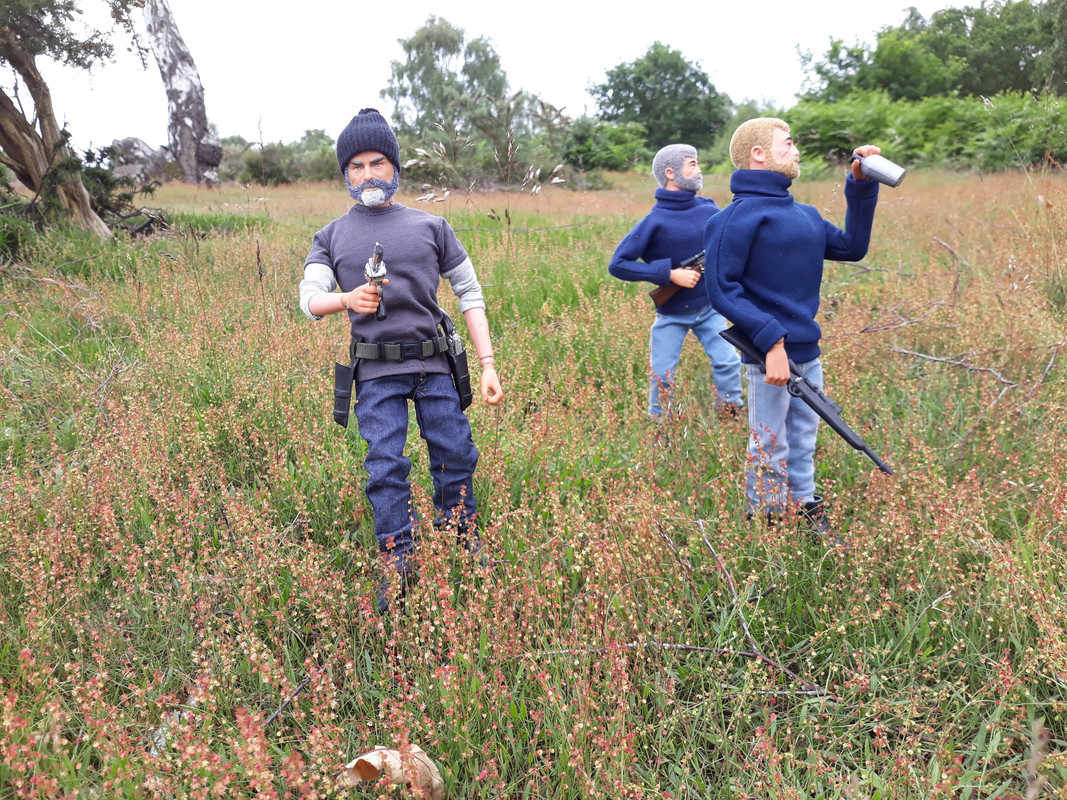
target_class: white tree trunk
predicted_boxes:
[142,0,221,184]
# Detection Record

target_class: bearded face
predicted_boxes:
[767,150,801,180]
[674,170,703,192]
[764,127,801,180]
[344,151,400,206]
[347,173,400,206]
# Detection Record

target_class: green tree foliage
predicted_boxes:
[802,1,1059,103]
[590,43,730,152]
[382,16,508,141]
[0,0,145,237]
[290,129,338,182]
[380,16,559,185]
[219,130,343,186]
[239,143,294,186]
[1037,0,1067,93]
[562,117,651,172]
[784,90,1067,173]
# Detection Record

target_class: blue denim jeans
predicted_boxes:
[353,372,479,565]
[649,304,743,417]
[743,358,822,512]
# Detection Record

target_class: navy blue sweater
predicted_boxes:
[608,188,719,316]
[704,170,879,363]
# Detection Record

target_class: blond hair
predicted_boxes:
[728,117,790,169]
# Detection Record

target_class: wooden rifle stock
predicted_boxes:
[648,250,705,308]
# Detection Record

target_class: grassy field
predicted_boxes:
[1,168,1066,799]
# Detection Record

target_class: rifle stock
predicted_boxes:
[648,250,705,308]
[719,326,893,475]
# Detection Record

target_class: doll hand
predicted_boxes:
[851,145,882,180]
[350,280,387,314]
[669,268,701,288]
[481,365,503,405]
[764,340,790,386]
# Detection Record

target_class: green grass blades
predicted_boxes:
[1,173,1065,797]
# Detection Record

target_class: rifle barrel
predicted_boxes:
[719,326,893,475]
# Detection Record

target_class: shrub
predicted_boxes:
[782,90,1067,173]
[240,143,296,185]
[0,211,34,264]
[563,117,651,172]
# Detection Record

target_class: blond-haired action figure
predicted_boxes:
[705,117,882,537]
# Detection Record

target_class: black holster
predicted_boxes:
[439,312,473,410]
[333,359,358,428]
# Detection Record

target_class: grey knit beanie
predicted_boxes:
[336,108,401,176]
[652,144,698,188]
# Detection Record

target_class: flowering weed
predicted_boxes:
[1,171,1066,797]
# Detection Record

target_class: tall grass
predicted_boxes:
[1,170,1065,798]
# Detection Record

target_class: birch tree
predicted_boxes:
[142,0,219,183]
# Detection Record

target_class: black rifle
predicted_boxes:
[648,250,704,308]
[365,242,387,321]
[719,325,893,475]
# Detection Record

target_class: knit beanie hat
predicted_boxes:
[652,144,698,188]
[336,108,401,176]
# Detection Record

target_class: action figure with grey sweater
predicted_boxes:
[298,108,503,612]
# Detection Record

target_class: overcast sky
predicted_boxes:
[36,0,959,152]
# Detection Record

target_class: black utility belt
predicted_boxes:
[333,312,471,428]
[351,336,448,361]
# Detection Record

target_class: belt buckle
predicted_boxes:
[401,342,420,359]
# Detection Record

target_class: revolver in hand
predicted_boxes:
[648,250,705,308]
[364,243,387,321]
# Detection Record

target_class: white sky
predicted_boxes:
[35,0,959,152]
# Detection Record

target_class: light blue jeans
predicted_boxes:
[743,358,822,512]
[649,304,743,417]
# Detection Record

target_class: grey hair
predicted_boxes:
[652,144,698,188]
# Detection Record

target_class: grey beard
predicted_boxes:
[675,173,703,192]
[345,172,399,205]
[360,187,388,206]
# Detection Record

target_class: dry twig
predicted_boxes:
[698,521,827,696]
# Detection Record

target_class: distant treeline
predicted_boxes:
[214,88,1066,189]
[757,90,1067,175]
[130,0,1067,188]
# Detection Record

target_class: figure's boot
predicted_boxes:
[800,495,831,536]
[376,567,414,615]
[375,552,415,615]
[801,495,847,549]
[436,516,493,567]
[746,508,781,528]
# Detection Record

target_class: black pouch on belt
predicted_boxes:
[332,355,359,428]
[439,311,473,410]
[330,339,360,428]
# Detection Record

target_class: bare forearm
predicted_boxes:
[462,306,494,361]
[307,291,350,317]
[462,306,503,405]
